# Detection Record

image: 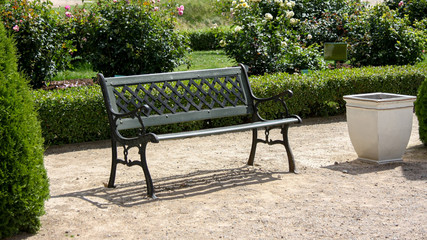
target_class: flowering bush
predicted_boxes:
[298,0,364,46]
[385,0,427,23]
[0,0,73,88]
[344,4,425,66]
[79,0,189,77]
[221,0,325,74]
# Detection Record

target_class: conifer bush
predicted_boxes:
[415,79,427,145]
[0,23,49,238]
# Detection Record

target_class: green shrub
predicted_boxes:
[250,65,426,118]
[415,79,427,145]
[34,65,427,145]
[0,22,49,238]
[385,0,427,23]
[221,0,326,74]
[184,27,231,51]
[32,86,110,145]
[345,4,425,67]
[0,0,73,88]
[298,0,364,45]
[80,0,190,77]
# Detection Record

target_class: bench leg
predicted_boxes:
[247,129,258,166]
[107,139,118,188]
[282,125,298,174]
[139,142,156,199]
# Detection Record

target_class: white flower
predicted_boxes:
[232,1,236,5]
[219,40,226,47]
[286,10,294,18]
[281,41,287,47]
[274,0,283,3]
[234,26,243,32]
[290,18,298,25]
[290,1,295,7]
[307,34,312,40]
[265,13,273,20]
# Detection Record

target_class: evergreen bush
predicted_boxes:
[415,79,427,145]
[0,23,49,238]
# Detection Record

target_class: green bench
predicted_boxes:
[98,64,302,198]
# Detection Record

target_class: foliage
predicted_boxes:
[0,23,49,238]
[34,65,427,145]
[344,4,425,67]
[76,0,190,77]
[415,79,427,146]
[183,27,231,51]
[32,86,110,145]
[221,0,326,75]
[250,65,426,118]
[298,0,364,45]
[385,0,427,23]
[0,0,73,88]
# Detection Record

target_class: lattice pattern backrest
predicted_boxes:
[103,67,254,128]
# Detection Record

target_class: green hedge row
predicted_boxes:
[250,65,427,119]
[182,27,231,51]
[33,65,427,145]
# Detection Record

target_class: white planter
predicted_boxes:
[343,92,416,164]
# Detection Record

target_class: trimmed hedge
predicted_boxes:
[250,65,426,119]
[183,27,231,51]
[33,65,427,145]
[32,86,110,145]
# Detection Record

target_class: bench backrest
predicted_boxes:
[99,65,255,130]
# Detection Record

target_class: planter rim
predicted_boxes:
[343,92,416,103]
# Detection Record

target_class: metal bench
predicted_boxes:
[98,64,302,198]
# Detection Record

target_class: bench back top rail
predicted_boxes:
[99,66,255,130]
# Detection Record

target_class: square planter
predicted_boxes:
[343,92,416,164]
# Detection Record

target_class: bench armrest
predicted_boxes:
[109,104,150,119]
[252,90,300,122]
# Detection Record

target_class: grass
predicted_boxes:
[175,50,236,71]
[52,50,235,80]
[51,61,96,81]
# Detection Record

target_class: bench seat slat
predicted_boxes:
[157,118,300,141]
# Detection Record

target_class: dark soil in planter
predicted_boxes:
[41,78,95,90]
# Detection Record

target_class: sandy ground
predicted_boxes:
[6,114,427,240]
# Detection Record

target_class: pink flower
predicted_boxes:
[65,5,70,10]
[113,0,117,2]
[398,1,404,7]
[180,5,184,11]
[154,6,159,11]
[65,11,72,18]
[178,10,183,15]
[12,25,19,32]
